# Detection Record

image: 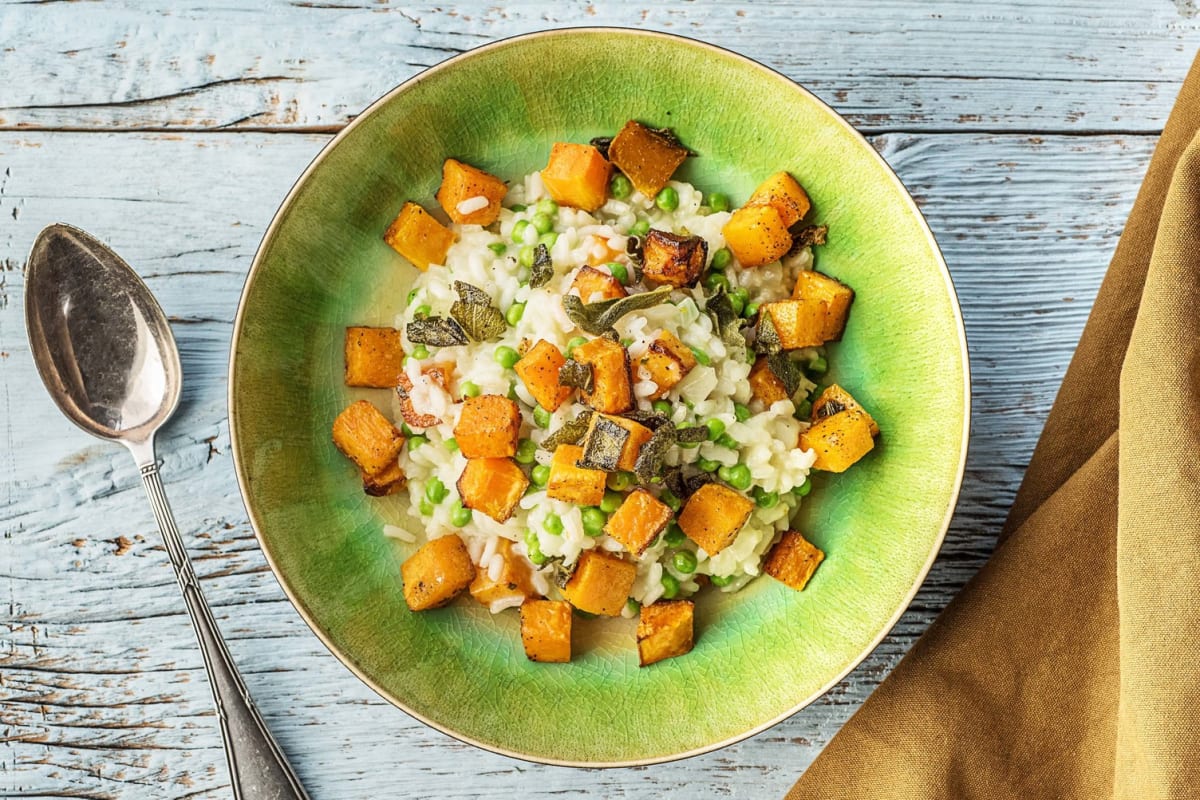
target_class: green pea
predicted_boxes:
[708,192,731,213]
[531,463,551,487]
[411,344,430,360]
[524,528,548,565]
[660,572,680,599]
[728,292,745,317]
[706,418,726,441]
[608,262,629,284]
[629,219,650,236]
[565,336,588,358]
[718,463,752,491]
[510,203,528,213]
[581,507,607,537]
[651,400,673,416]
[610,173,632,199]
[625,597,641,614]
[543,512,563,535]
[621,337,634,348]
[533,405,552,429]
[710,573,735,587]
[660,489,681,512]
[461,381,481,398]
[710,247,732,271]
[450,500,472,527]
[696,456,720,473]
[808,355,828,375]
[704,272,730,293]
[515,438,537,465]
[419,497,434,516]
[663,523,686,546]
[407,288,420,305]
[511,219,531,243]
[609,471,637,491]
[600,490,624,514]
[754,488,779,508]
[538,231,558,248]
[488,242,508,256]
[734,403,751,422]
[407,434,428,450]
[796,478,813,497]
[414,304,432,319]
[400,423,416,436]
[743,302,760,319]
[424,477,448,504]
[715,432,739,450]
[795,399,813,419]
[494,345,520,370]
[445,437,459,453]
[507,382,520,402]
[535,197,558,216]
[689,346,711,366]
[532,212,554,235]
[731,287,750,307]
[672,549,698,575]
[518,245,536,268]
[656,186,680,212]
[505,302,526,326]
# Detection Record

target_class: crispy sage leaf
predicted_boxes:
[647,125,695,156]
[589,136,613,160]
[406,317,468,347]
[684,470,717,497]
[664,466,688,501]
[705,287,748,353]
[816,399,847,419]
[632,421,676,484]
[453,280,492,305]
[539,409,594,452]
[621,409,671,430]
[562,286,674,335]
[754,309,783,355]
[449,300,506,342]
[579,416,629,472]
[558,359,594,393]
[676,425,710,444]
[791,224,829,249]
[529,243,554,289]
[767,351,805,397]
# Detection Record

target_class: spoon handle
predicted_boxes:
[139,458,311,800]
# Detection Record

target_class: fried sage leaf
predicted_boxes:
[767,351,805,397]
[539,409,594,451]
[529,243,554,289]
[579,416,630,472]
[562,286,674,335]
[675,424,710,444]
[790,224,829,253]
[684,470,717,497]
[453,280,492,306]
[705,287,748,353]
[816,399,847,419]
[621,409,672,430]
[754,309,783,355]
[558,359,594,393]
[449,300,506,342]
[406,317,468,347]
[632,421,676,484]
[589,135,613,160]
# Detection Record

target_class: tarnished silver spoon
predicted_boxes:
[24,224,310,800]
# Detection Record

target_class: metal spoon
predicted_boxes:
[24,224,310,800]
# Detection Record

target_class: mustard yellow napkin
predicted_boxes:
[786,54,1200,800]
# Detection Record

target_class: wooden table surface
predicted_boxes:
[2,2,1195,797]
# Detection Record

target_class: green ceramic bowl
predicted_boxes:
[229,28,969,766]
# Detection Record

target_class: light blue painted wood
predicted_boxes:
[0,2,1183,797]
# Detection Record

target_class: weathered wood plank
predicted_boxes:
[0,127,1146,798]
[0,1,1196,133]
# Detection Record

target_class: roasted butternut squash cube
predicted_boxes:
[812,384,878,436]
[435,158,508,226]
[571,265,627,302]
[541,142,612,212]
[604,489,673,556]
[395,364,453,429]
[760,299,827,350]
[401,534,475,611]
[332,400,405,478]
[362,459,407,497]
[562,550,637,616]
[457,457,529,523]
[677,483,755,556]
[582,414,653,472]
[763,531,824,591]
[515,339,572,412]
[607,120,689,199]
[520,599,572,663]
[546,444,607,506]
[637,600,695,666]
[748,357,791,406]
[748,171,812,227]
[344,326,404,388]
[799,409,875,473]
[641,230,707,288]
[383,201,455,271]
[572,337,633,414]
[792,270,854,342]
[453,395,521,458]
[471,538,539,606]
[640,330,697,400]
[722,204,792,268]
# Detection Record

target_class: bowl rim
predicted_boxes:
[227,25,971,769]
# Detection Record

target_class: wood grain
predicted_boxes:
[0,120,1149,797]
